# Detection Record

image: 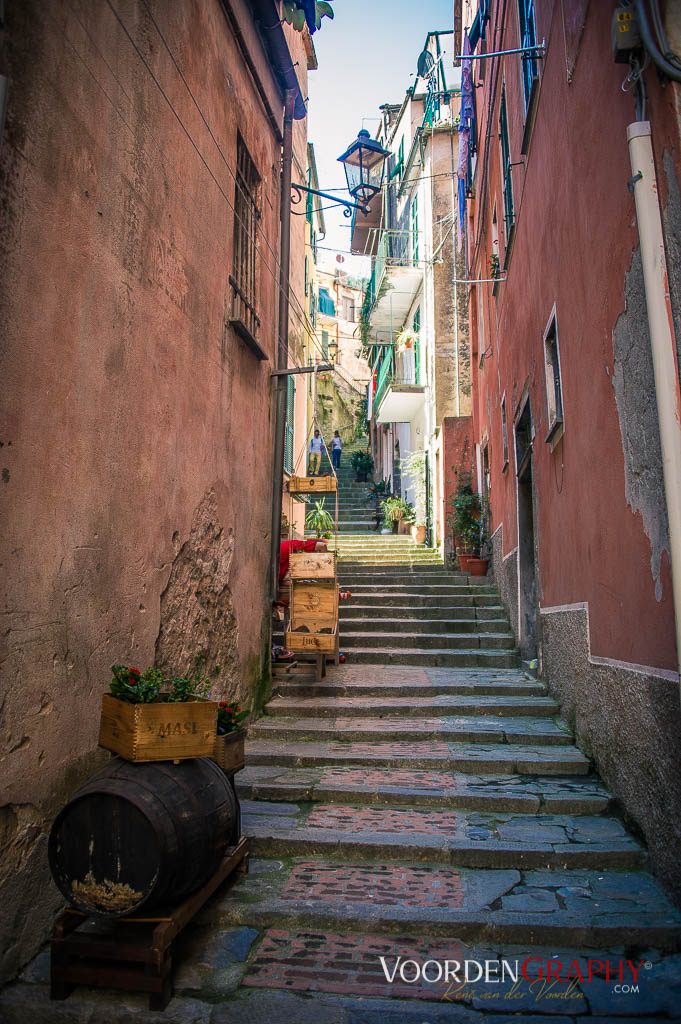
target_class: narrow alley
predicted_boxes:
[2,1,681,1021]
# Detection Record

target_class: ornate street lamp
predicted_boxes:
[337,129,391,205]
[291,128,390,217]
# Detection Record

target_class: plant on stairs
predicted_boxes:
[305,498,334,538]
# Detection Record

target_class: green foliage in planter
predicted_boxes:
[217,701,248,735]
[351,449,374,476]
[282,1,334,34]
[109,653,220,704]
[365,477,391,503]
[380,496,414,528]
[305,498,334,538]
[447,469,481,553]
[401,450,427,523]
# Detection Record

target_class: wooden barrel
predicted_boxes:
[48,757,238,918]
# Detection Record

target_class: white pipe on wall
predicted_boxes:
[627,120,681,688]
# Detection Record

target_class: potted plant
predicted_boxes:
[305,498,334,538]
[468,496,490,576]
[402,450,427,544]
[396,327,418,351]
[99,655,219,763]
[447,469,481,572]
[380,496,413,534]
[211,702,249,775]
[351,448,374,482]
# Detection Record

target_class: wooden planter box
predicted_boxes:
[99,695,218,763]
[211,730,245,775]
[285,580,338,654]
[289,475,337,494]
[289,550,337,580]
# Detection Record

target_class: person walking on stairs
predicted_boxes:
[330,430,343,471]
[309,430,325,475]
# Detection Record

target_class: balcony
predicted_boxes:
[364,231,423,337]
[372,349,425,425]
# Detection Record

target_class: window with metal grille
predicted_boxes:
[231,134,261,341]
[284,374,295,474]
[321,330,329,359]
[499,86,514,243]
[518,0,538,112]
[543,310,564,444]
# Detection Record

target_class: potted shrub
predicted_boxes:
[468,496,490,576]
[351,449,374,482]
[305,498,334,538]
[211,702,248,776]
[99,655,219,763]
[402,450,427,544]
[448,470,486,573]
[380,496,413,534]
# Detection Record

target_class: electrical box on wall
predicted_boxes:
[612,8,642,63]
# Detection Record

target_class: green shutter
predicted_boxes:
[413,306,421,384]
[322,330,329,359]
[284,375,295,473]
[500,87,514,234]
[411,195,419,262]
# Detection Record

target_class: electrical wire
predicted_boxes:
[96,0,331,366]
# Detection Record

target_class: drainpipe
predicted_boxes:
[627,121,681,687]
[270,90,296,601]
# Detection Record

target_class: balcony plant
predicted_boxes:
[396,327,418,351]
[99,655,220,763]
[305,498,334,538]
[351,448,374,482]
[489,253,500,280]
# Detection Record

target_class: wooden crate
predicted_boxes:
[289,475,337,494]
[98,696,218,763]
[211,730,245,775]
[285,581,338,654]
[289,549,337,580]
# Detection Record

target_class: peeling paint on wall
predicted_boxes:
[612,247,669,600]
[155,489,239,687]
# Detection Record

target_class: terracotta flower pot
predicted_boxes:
[411,524,427,544]
[468,557,489,576]
[458,554,473,572]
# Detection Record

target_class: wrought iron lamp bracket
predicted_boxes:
[291,182,371,218]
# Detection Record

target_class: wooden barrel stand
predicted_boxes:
[49,757,247,1009]
[50,837,248,1011]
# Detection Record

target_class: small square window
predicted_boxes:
[543,310,564,445]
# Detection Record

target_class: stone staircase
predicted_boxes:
[219,516,681,1018]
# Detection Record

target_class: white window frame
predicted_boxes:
[542,304,564,448]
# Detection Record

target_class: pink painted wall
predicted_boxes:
[0,0,297,979]
[468,0,677,671]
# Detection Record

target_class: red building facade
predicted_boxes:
[462,0,681,897]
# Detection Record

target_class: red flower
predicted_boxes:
[129,668,141,676]
[219,702,228,708]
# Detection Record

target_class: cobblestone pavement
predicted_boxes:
[5,592,681,1019]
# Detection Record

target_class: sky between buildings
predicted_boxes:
[307,0,456,276]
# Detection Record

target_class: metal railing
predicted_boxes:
[363,230,422,323]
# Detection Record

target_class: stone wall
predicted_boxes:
[540,605,681,904]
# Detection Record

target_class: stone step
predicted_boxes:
[337,618,512,635]
[245,738,591,774]
[207,859,679,950]
[249,715,571,745]
[236,764,610,813]
[264,695,560,719]
[274,676,548,699]
[340,606,508,621]
[335,648,521,668]
[342,593,502,606]
[240,801,646,869]
[338,631,516,650]
[339,570,467,580]
[342,584,493,595]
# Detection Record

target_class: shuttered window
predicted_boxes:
[231,135,261,339]
[284,375,295,474]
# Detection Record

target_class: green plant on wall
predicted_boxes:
[305,498,334,538]
[447,469,481,554]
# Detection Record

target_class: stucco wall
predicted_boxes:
[0,0,289,981]
[541,606,681,903]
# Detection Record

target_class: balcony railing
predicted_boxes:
[363,230,421,321]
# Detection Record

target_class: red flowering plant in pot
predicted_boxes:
[213,702,249,776]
